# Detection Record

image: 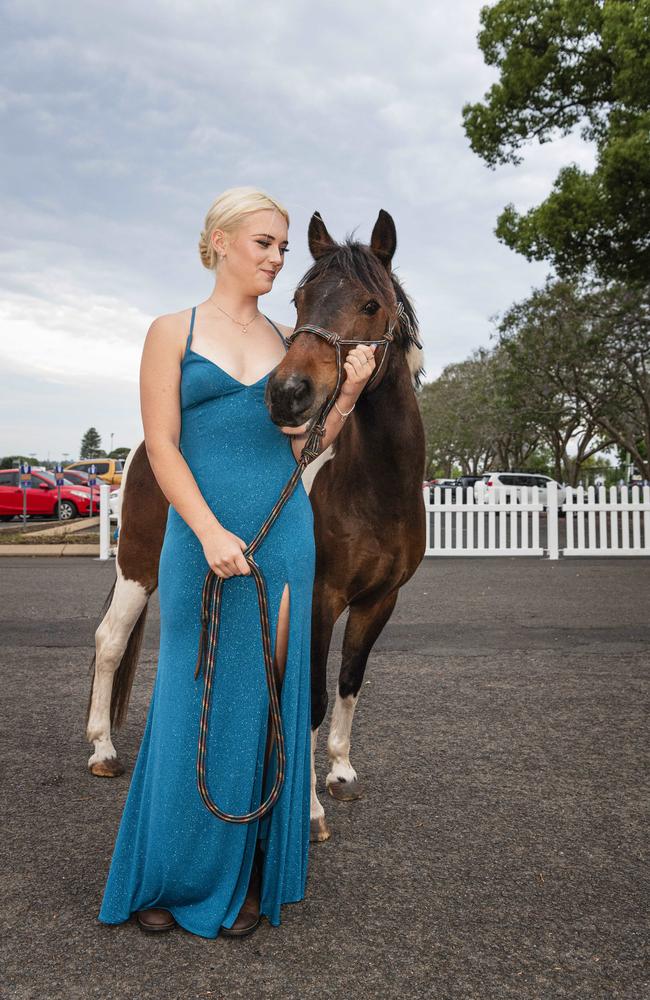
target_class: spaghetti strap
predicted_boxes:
[185,306,196,353]
[263,314,288,350]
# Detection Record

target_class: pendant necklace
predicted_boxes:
[212,301,260,335]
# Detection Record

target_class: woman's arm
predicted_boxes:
[140,315,251,577]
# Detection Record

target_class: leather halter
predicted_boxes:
[282,300,405,463]
[286,299,404,392]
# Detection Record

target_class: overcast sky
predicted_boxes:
[1,0,596,461]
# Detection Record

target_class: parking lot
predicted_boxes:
[2,556,648,999]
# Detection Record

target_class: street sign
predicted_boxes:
[19,463,31,526]
[88,463,97,516]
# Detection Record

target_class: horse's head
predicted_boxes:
[266,209,423,430]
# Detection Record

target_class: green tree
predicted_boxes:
[79,427,105,459]
[463,0,650,282]
[108,447,130,460]
[498,278,650,478]
[417,347,542,476]
[0,454,35,469]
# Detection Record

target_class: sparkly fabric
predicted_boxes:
[97,311,315,938]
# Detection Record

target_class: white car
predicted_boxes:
[109,488,121,522]
[473,473,566,508]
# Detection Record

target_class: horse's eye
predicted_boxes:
[362,300,380,315]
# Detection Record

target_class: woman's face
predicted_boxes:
[216,209,289,294]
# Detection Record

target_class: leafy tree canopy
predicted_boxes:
[463,0,650,282]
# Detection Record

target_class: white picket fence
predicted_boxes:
[424,482,650,559]
[563,484,650,556]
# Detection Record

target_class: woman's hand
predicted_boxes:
[201,523,251,578]
[280,343,378,437]
[339,343,377,403]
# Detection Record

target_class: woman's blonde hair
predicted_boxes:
[199,186,290,271]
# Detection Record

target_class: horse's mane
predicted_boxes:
[293,237,425,389]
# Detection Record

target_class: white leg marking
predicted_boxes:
[86,563,148,764]
[310,727,325,823]
[325,690,359,786]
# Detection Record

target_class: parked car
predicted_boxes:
[474,472,566,508]
[65,468,118,512]
[64,458,123,486]
[0,469,97,521]
[446,475,485,502]
[456,475,484,491]
[60,468,96,488]
[423,478,457,504]
[109,488,121,522]
[425,476,486,503]
[424,477,456,489]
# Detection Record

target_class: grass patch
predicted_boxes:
[0,531,100,545]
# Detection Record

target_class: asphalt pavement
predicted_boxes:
[1,556,648,1000]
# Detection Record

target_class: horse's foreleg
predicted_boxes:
[310,581,347,843]
[327,587,399,801]
[86,566,150,776]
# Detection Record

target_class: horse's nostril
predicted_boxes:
[292,378,312,403]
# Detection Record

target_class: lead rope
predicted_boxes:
[193,304,403,823]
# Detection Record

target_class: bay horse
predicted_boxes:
[85,208,426,842]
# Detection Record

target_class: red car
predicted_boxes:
[0,469,100,521]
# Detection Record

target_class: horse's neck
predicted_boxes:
[343,362,423,478]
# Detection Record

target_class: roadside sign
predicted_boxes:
[88,463,97,516]
[55,462,64,520]
[19,463,31,527]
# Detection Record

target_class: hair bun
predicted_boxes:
[198,230,213,270]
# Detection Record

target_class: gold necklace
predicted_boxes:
[211,300,260,335]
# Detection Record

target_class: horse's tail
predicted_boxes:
[85,578,150,731]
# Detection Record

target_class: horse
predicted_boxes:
[85,208,427,843]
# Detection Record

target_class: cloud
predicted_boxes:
[0,0,601,456]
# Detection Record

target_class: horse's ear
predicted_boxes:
[308,211,337,260]
[369,209,397,270]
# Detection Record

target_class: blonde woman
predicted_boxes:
[97,187,376,938]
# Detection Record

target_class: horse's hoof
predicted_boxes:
[310,815,331,842]
[89,757,125,777]
[327,777,363,801]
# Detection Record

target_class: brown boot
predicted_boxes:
[221,845,263,938]
[137,907,177,932]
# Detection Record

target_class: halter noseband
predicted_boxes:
[286,300,404,388]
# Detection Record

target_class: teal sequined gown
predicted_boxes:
[98,307,315,937]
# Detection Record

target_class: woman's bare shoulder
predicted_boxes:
[144,307,193,350]
[148,307,193,334]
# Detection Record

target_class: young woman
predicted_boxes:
[97,186,376,938]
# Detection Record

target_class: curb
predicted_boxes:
[27,516,101,539]
[0,545,108,557]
